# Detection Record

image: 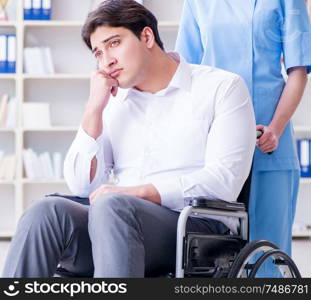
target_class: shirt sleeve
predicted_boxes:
[282,0,311,73]
[63,123,114,198]
[151,76,256,210]
[175,0,204,64]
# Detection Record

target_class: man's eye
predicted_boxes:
[111,40,120,47]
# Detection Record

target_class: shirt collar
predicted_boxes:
[118,52,192,102]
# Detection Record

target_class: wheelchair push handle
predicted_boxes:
[256,129,273,155]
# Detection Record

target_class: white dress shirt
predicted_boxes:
[64,54,256,233]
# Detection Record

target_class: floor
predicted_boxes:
[0,238,310,277]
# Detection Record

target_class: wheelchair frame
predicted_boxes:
[175,203,248,277]
[175,199,301,278]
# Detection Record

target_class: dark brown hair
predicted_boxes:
[82,0,164,50]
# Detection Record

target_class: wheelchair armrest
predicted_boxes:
[185,197,246,212]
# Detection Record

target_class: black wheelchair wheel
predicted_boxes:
[227,240,301,278]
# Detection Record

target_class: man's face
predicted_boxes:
[90,26,150,89]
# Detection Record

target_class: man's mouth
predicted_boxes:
[109,69,123,78]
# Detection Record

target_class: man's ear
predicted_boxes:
[141,27,155,49]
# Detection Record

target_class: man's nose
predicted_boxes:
[99,53,116,70]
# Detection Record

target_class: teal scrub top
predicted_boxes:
[176,0,311,171]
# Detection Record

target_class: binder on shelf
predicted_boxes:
[32,0,41,20]
[6,34,16,73]
[298,139,311,177]
[0,34,7,73]
[24,0,33,20]
[41,0,51,20]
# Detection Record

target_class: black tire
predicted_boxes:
[227,240,300,278]
[248,249,301,278]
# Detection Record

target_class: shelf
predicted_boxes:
[292,228,311,238]
[23,74,90,80]
[300,178,311,184]
[0,229,14,238]
[294,126,311,134]
[23,20,84,27]
[0,180,15,185]
[0,21,17,27]
[22,179,66,184]
[22,127,78,132]
[158,21,179,28]
[0,128,16,133]
[22,20,179,28]
[0,74,16,80]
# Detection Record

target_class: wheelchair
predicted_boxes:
[54,133,301,278]
[53,172,301,278]
[175,171,301,278]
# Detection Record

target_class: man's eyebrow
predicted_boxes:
[91,34,121,53]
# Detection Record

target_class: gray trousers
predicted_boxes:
[2,193,229,278]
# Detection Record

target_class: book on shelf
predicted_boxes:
[24,0,52,20]
[24,47,55,75]
[23,148,63,180]
[0,34,16,74]
[297,139,311,177]
[0,94,17,129]
[0,153,16,181]
[5,97,17,128]
[23,102,51,128]
[39,151,54,179]
[0,94,9,127]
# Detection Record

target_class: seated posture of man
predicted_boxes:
[2,0,256,278]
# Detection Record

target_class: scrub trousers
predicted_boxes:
[249,169,300,256]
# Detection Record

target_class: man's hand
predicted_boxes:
[87,70,119,112]
[89,184,161,205]
[256,124,280,153]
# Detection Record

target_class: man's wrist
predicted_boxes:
[85,99,106,114]
[136,184,161,204]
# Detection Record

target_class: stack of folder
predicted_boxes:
[0,34,16,73]
[24,0,51,20]
[297,139,311,177]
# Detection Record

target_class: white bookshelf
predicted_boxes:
[1,0,310,240]
[0,0,183,238]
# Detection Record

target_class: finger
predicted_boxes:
[106,77,119,87]
[97,69,109,77]
[261,148,275,154]
[258,132,272,145]
[259,139,273,149]
[256,124,265,131]
[111,86,118,97]
[90,188,99,200]
[260,144,275,153]
[90,186,103,203]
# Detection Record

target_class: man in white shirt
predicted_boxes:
[3,0,255,278]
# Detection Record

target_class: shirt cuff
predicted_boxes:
[73,126,101,157]
[151,177,184,210]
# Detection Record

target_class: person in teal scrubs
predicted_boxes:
[176,0,311,265]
